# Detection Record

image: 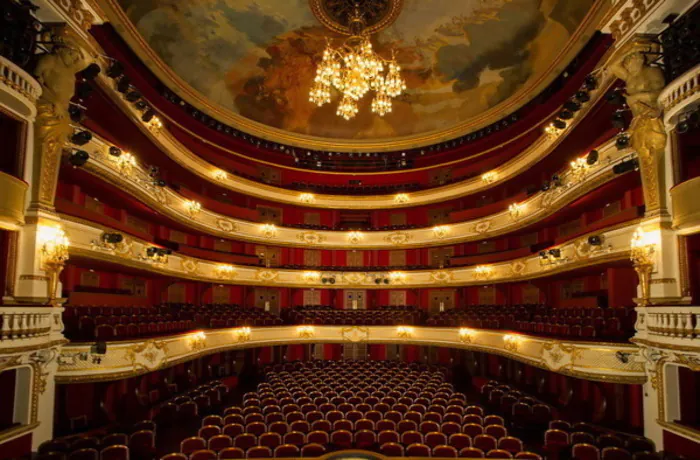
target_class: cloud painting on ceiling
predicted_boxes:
[116,0,595,140]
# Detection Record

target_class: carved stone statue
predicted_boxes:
[608,36,668,217]
[31,26,91,211]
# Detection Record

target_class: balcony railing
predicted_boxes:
[0,307,57,342]
[636,306,700,347]
[0,55,42,119]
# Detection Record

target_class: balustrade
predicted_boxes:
[643,306,700,340]
[0,307,55,341]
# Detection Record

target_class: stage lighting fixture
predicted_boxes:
[541,181,551,192]
[141,110,155,123]
[563,100,581,112]
[146,247,158,257]
[575,91,590,103]
[154,179,167,187]
[69,150,90,167]
[125,90,142,102]
[588,235,602,246]
[551,174,562,187]
[70,130,92,146]
[606,90,626,106]
[616,134,630,150]
[613,158,639,175]
[539,251,547,259]
[106,61,124,79]
[91,342,107,355]
[611,110,627,129]
[584,75,597,90]
[116,76,131,93]
[558,110,574,120]
[80,63,101,80]
[553,119,567,130]
[329,277,336,284]
[549,249,561,258]
[102,233,124,244]
[109,146,122,157]
[587,150,599,165]
[68,105,85,123]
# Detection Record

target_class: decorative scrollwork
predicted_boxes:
[297,231,325,245]
[385,231,410,245]
[217,219,238,233]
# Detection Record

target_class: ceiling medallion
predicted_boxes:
[309,0,403,36]
[309,0,407,120]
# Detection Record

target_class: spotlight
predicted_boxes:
[70,130,92,146]
[616,134,630,150]
[606,90,626,106]
[68,105,85,123]
[613,158,639,174]
[541,181,551,192]
[677,120,691,134]
[116,76,131,93]
[553,119,567,130]
[102,233,124,244]
[69,150,90,167]
[563,100,581,112]
[146,247,158,257]
[91,342,107,355]
[551,174,562,187]
[75,82,93,101]
[106,61,124,79]
[329,277,336,285]
[148,166,160,178]
[611,110,627,129]
[539,251,547,259]
[575,91,590,103]
[383,278,390,285]
[586,150,599,165]
[80,63,101,81]
[154,179,167,187]
[375,278,381,285]
[142,110,155,123]
[558,110,574,120]
[134,101,148,111]
[109,146,122,157]
[549,249,561,258]
[125,90,142,102]
[321,277,328,284]
[584,75,597,90]
[588,235,602,246]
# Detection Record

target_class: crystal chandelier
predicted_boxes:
[309,4,406,120]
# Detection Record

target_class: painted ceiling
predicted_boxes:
[113,0,598,143]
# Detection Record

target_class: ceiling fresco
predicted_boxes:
[114,0,598,141]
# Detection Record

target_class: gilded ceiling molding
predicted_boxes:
[60,216,639,289]
[94,71,615,207]
[95,0,610,152]
[76,136,632,249]
[55,325,645,384]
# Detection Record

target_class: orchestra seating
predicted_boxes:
[284,306,424,325]
[426,305,637,341]
[160,360,542,459]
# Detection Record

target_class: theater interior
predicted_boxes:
[1,0,700,459]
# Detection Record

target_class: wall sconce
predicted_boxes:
[474,265,494,281]
[147,115,163,132]
[39,225,70,302]
[297,326,315,338]
[508,203,525,220]
[261,224,277,239]
[389,271,406,284]
[213,170,228,181]
[394,193,410,204]
[184,200,202,219]
[188,331,206,351]
[503,334,520,352]
[481,171,498,184]
[215,264,236,280]
[396,326,415,339]
[545,120,566,137]
[569,157,590,182]
[114,152,137,175]
[432,225,450,239]
[142,246,171,265]
[302,271,321,284]
[299,193,315,204]
[233,327,251,343]
[348,231,363,245]
[539,248,567,267]
[459,328,475,343]
[630,227,657,306]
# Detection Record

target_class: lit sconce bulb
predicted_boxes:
[188,331,207,350]
[297,325,315,338]
[234,326,252,342]
[114,152,137,174]
[347,231,363,244]
[389,271,406,284]
[213,170,228,181]
[396,326,415,338]
[433,225,450,239]
[184,200,202,218]
[299,193,315,204]
[508,203,524,220]
[503,334,521,351]
[148,116,163,131]
[481,171,498,184]
[474,265,493,280]
[459,328,475,343]
[394,193,409,204]
[260,224,277,238]
[302,271,321,283]
[215,264,236,279]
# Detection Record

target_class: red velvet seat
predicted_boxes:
[466,406,484,416]
[189,450,217,460]
[572,432,596,445]
[406,443,431,457]
[199,425,222,440]
[598,435,624,449]
[129,430,155,459]
[301,443,326,458]
[514,453,542,460]
[181,437,207,455]
[99,445,129,460]
[485,425,507,439]
[573,444,601,460]
[474,435,497,453]
[378,430,400,445]
[225,414,245,426]
[424,412,443,423]
[426,432,448,449]
[486,449,513,458]
[233,434,257,451]
[355,429,377,450]
[218,447,245,459]
[463,423,484,438]
[602,447,632,460]
[160,454,187,460]
[246,446,272,458]
[331,430,353,449]
[442,422,461,436]
[259,433,282,450]
[401,430,423,446]
[307,430,329,445]
[484,416,505,427]
[433,445,458,458]
[459,447,485,458]
[419,421,440,434]
[208,435,233,452]
[380,442,405,457]
[282,431,305,447]
[498,437,523,454]
[274,444,300,458]
[377,420,397,432]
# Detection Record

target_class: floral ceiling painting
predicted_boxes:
[115,0,596,140]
